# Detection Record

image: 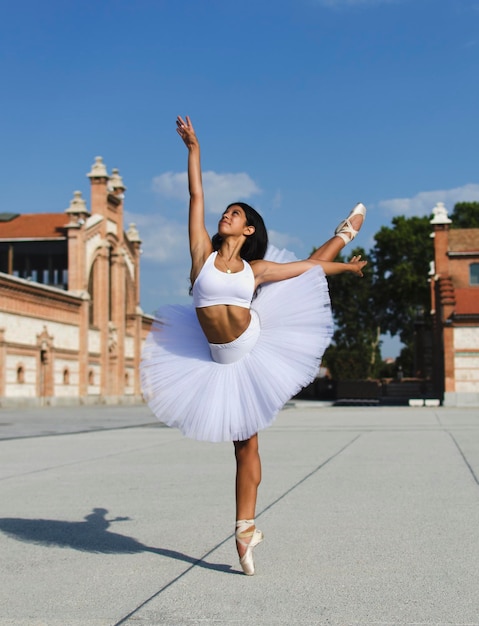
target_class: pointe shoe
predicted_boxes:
[235,519,264,576]
[334,202,367,244]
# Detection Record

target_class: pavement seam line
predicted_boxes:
[0,440,179,482]
[446,430,479,488]
[0,421,162,442]
[256,432,364,519]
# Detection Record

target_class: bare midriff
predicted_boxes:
[196,305,252,344]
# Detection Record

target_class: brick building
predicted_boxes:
[430,202,479,406]
[0,157,152,406]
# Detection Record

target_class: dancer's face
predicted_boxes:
[218,205,253,237]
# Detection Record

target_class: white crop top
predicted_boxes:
[192,252,255,309]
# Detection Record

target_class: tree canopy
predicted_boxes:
[371,215,433,345]
[323,246,381,380]
[450,202,479,228]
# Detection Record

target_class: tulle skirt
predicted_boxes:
[140,247,334,442]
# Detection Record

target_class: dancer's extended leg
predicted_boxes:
[310,202,366,262]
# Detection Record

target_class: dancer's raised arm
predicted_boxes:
[176,115,213,283]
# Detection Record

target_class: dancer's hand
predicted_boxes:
[176,115,198,149]
[348,255,368,276]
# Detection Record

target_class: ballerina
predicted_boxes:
[141,115,367,575]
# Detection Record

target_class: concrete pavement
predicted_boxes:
[1,403,479,625]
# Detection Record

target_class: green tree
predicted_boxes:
[323,246,381,380]
[371,215,433,374]
[450,202,479,228]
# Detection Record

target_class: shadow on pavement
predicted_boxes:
[0,507,237,574]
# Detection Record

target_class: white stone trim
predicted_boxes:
[0,312,79,350]
[85,233,102,277]
[107,219,118,235]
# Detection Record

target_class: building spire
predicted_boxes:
[87,156,108,179]
[65,191,90,227]
[109,168,127,191]
[65,190,89,215]
[126,223,141,243]
[430,202,452,225]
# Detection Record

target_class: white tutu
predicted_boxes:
[140,246,333,442]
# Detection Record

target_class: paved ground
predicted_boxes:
[1,402,479,626]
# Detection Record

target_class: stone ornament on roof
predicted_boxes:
[109,168,127,191]
[87,156,108,179]
[430,201,452,225]
[126,222,141,243]
[65,191,89,215]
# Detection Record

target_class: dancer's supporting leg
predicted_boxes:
[234,434,264,575]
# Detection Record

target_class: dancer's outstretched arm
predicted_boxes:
[252,255,367,288]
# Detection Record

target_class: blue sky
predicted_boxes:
[1,0,478,357]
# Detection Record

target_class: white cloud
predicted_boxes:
[268,229,303,252]
[144,264,191,302]
[125,210,191,310]
[203,172,262,213]
[152,171,188,202]
[271,190,283,211]
[124,210,187,263]
[379,183,479,217]
[152,170,261,214]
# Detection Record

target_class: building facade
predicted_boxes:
[0,158,152,406]
[430,202,479,406]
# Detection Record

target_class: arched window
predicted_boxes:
[63,368,70,385]
[17,365,25,384]
[88,370,95,385]
[470,263,479,286]
[125,371,130,387]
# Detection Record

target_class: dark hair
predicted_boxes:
[212,202,268,261]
